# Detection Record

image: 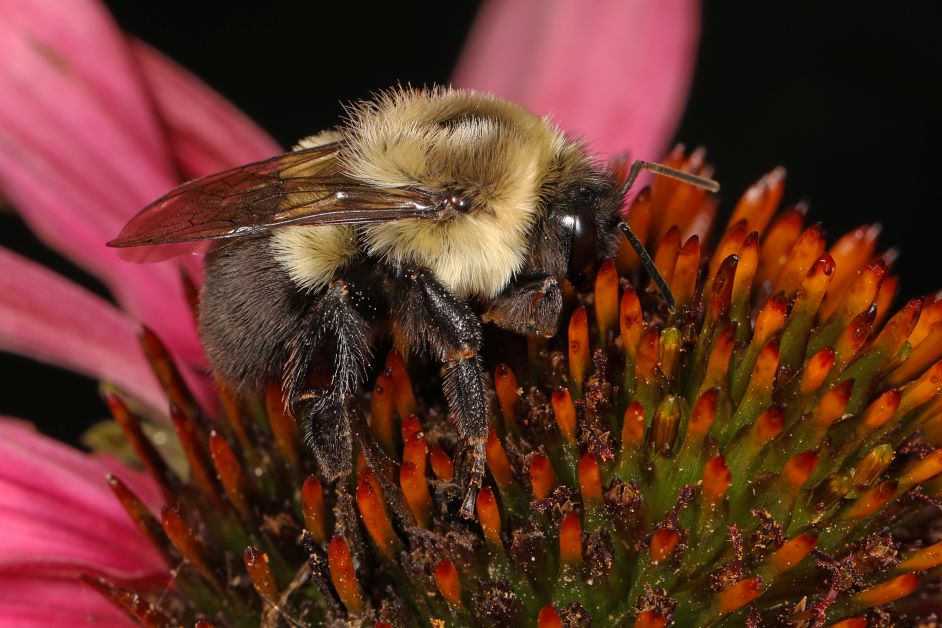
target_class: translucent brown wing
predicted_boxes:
[108,142,442,251]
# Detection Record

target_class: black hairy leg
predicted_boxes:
[390,269,487,518]
[482,274,563,337]
[285,278,372,481]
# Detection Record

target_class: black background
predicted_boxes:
[3,1,941,444]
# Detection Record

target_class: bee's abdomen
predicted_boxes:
[199,236,313,393]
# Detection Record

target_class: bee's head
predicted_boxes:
[550,167,623,286]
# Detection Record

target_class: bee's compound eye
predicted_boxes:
[445,193,470,213]
[562,206,599,282]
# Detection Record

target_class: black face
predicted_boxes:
[555,175,623,285]
[559,204,600,283]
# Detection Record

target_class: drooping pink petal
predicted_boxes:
[0,574,136,626]
[453,0,700,161]
[0,418,165,582]
[130,40,281,179]
[0,248,164,410]
[0,0,203,368]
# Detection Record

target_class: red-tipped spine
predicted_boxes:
[209,431,251,520]
[635,327,660,382]
[703,455,731,503]
[622,401,646,446]
[841,481,897,519]
[635,610,668,628]
[578,453,603,505]
[861,389,901,429]
[161,506,223,592]
[264,383,301,472]
[595,259,619,341]
[766,532,818,574]
[386,350,417,417]
[530,454,555,499]
[476,487,502,548]
[356,469,399,560]
[752,407,785,445]
[812,379,853,429]
[106,475,174,564]
[486,428,515,490]
[898,539,942,571]
[783,451,819,489]
[552,388,578,445]
[302,475,328,544]
[620,286,643,361]
[169,405,219,506]
[494,364,521,431]
[559,511,583,564]
[569,306,590,392]
[672,235,701,310]
[244,545,278,601]
[800,347,835,394]
[718,577,762,614]
[900,448,942,489]
[537,605,564,628]
[79,575,172,627]
[370,371,396,455]
[328,536,365,614]
[400,461,432,528]
[429,444,455,481]
[105,392,176,500]
[402,430,427,470]
[650,529,680,563]
[774,224,825,296]
[854,573,918,606]
[139,327,202,419]
[434,558,463,606]
[400,414,422,443]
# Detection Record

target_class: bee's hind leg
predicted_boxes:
[285,278,372,481]
[389,269,487,519]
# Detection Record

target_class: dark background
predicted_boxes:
[3,1,941,444]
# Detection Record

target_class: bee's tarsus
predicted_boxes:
[459,440,486,519]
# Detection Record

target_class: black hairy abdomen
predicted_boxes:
[199,236,311,392]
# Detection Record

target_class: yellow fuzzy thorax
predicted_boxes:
[271,87,590,298]
[346,88,571,299]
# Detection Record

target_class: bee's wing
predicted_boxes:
[108,142,441,258]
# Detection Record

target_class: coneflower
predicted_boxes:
[92,150,942,626]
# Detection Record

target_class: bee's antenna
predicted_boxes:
[617,159,721,199]
[618,159,720,311]
[619,222,676,311]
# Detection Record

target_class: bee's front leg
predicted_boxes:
[481,273,563,338]
[388,269,487,519]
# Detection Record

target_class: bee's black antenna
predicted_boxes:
[617,159,721,200]
[618,160,720,311]
[619,222,676,311]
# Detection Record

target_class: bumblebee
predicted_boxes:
[110,87,717,515]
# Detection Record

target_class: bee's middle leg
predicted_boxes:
[389,269,487,518]
[285,278,372,481]
[481,273,563,337]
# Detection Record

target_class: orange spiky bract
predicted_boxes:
[82,150,942,626]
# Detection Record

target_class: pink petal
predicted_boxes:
[0,0,204,368]
[0,574,136,626]
[0,248,164,410]
[0,418,165,583]
[453,0,700,161]
[130,40,281,179]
